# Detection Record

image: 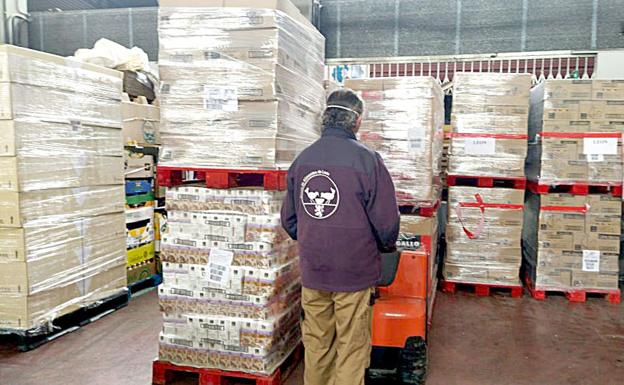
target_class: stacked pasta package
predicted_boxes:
[0,45,127,330]
[158,0,325,169]
[345,77,445,206]
[523,80,623,292]
[156,0,325,374]
[444,73,531,287]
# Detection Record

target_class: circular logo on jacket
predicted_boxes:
[300,170,340,220]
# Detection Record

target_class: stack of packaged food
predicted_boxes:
[444,73,532,287]
[0,45,127,331]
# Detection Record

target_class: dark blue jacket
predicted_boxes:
[280,125,400,292]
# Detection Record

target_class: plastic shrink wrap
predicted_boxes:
[444,186,524,286]
[160,185,300,372]
[448,73,531,178]
[0,45,127,331]
[158,1,325,169]
[527,80,624,185]
[523,193,620,290]
[345,77,445,206]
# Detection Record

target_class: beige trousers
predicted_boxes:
[301,287,373,385]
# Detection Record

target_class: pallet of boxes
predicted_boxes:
[523,79,622,303]
[152,1,325,383]
[443,72,532,297]
[122,94,163,291]
[0,45,128,350]
[346,77,444,324]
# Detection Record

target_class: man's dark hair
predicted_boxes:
[322,89,364,132]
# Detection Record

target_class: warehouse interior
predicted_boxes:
[0,1,623,384]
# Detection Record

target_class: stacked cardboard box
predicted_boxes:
[345,77,445,205]
[444,187,525,285]
[123,96,161,285]
[524,79,623,293]
[527,80,624,185]
[523,193,620,290]
[159,186,300,373]
[444,73,531,286]
[158,0,325,169]
[0,45,127,330]
[448,73,531,178]
[156,0,323,374]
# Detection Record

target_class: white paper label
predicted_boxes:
[583,138,618,155]
[208,249,234,287]
[464,138,496,155]
[582,250,600,272]
[408,139,424,151]
[586,153,604,162]
[203,86,238,111]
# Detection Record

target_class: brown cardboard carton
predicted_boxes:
[540,194,586,207]
[158,0,310,28]
[584,233,620,253]
[448,186,525,206]
[544,80,593,100]
[121,101,161,146]
[572,271,619,290]
[449,137,527,158]
[592,80,624,101]
[538,211,585,232]
[0,156,124,191]
[125,152,155,179]
[540,120,591,133]
[586,215,620,235]
[0,281,83,330]
[586,195,621,215]
[83,263,127,305]
[535,264,572,288]
[590,120,624,132]
[542,99,581,120]
[538,230,584,251]
[0,45,123,97]
[0,185,125,227]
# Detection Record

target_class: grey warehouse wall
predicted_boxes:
[29,0,624,60]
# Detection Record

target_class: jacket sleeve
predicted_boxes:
[280,166,298,240]
[366,152,400,251]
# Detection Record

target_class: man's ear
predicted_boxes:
[354,116,363,133]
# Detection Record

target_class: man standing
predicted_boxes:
[281,89,400,385]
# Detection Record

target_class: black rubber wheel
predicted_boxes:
[398,337,427,385]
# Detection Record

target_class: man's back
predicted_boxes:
[281,125,399,292]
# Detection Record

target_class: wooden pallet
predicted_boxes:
[153,344,302,385]
[524,275,621,304]
[440,280,523,298]
[528,181,622,196]
[0,290,129,352]
[447,175,526,190]
[157,166,287,190]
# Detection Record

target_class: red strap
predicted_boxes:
[447,132,528,139]
[541,205,589,213]
[540,132,622,138]
[460,202,524,210]
[455,194,486,239]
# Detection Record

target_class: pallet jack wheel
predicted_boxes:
[398,337,427,385]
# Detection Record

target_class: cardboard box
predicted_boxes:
[0,156,124,191]
[0,83,122,128]
[158,0,310,29]
[122,100,161,146]
[127,259,158,285]
[124,152,155,179]
[0,185,125,227]
[543,80,593,100]
[0,120,123,158]
[592,80,624,101]
[0,45,123,99]
[127,242,155,266]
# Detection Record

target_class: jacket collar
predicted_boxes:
[322,125,357,140]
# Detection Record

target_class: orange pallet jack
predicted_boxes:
[367,240,438,385]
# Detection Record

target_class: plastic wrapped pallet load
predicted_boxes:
[159,186,300,373]
[157,0,326,170]
[448,72,531,178]
[444,186,525,286]
[0,45,127,331]
[523,193,620,291]
[345,77,445,206]
[527,79,624,186]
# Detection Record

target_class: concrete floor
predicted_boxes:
[0,289,622,385]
